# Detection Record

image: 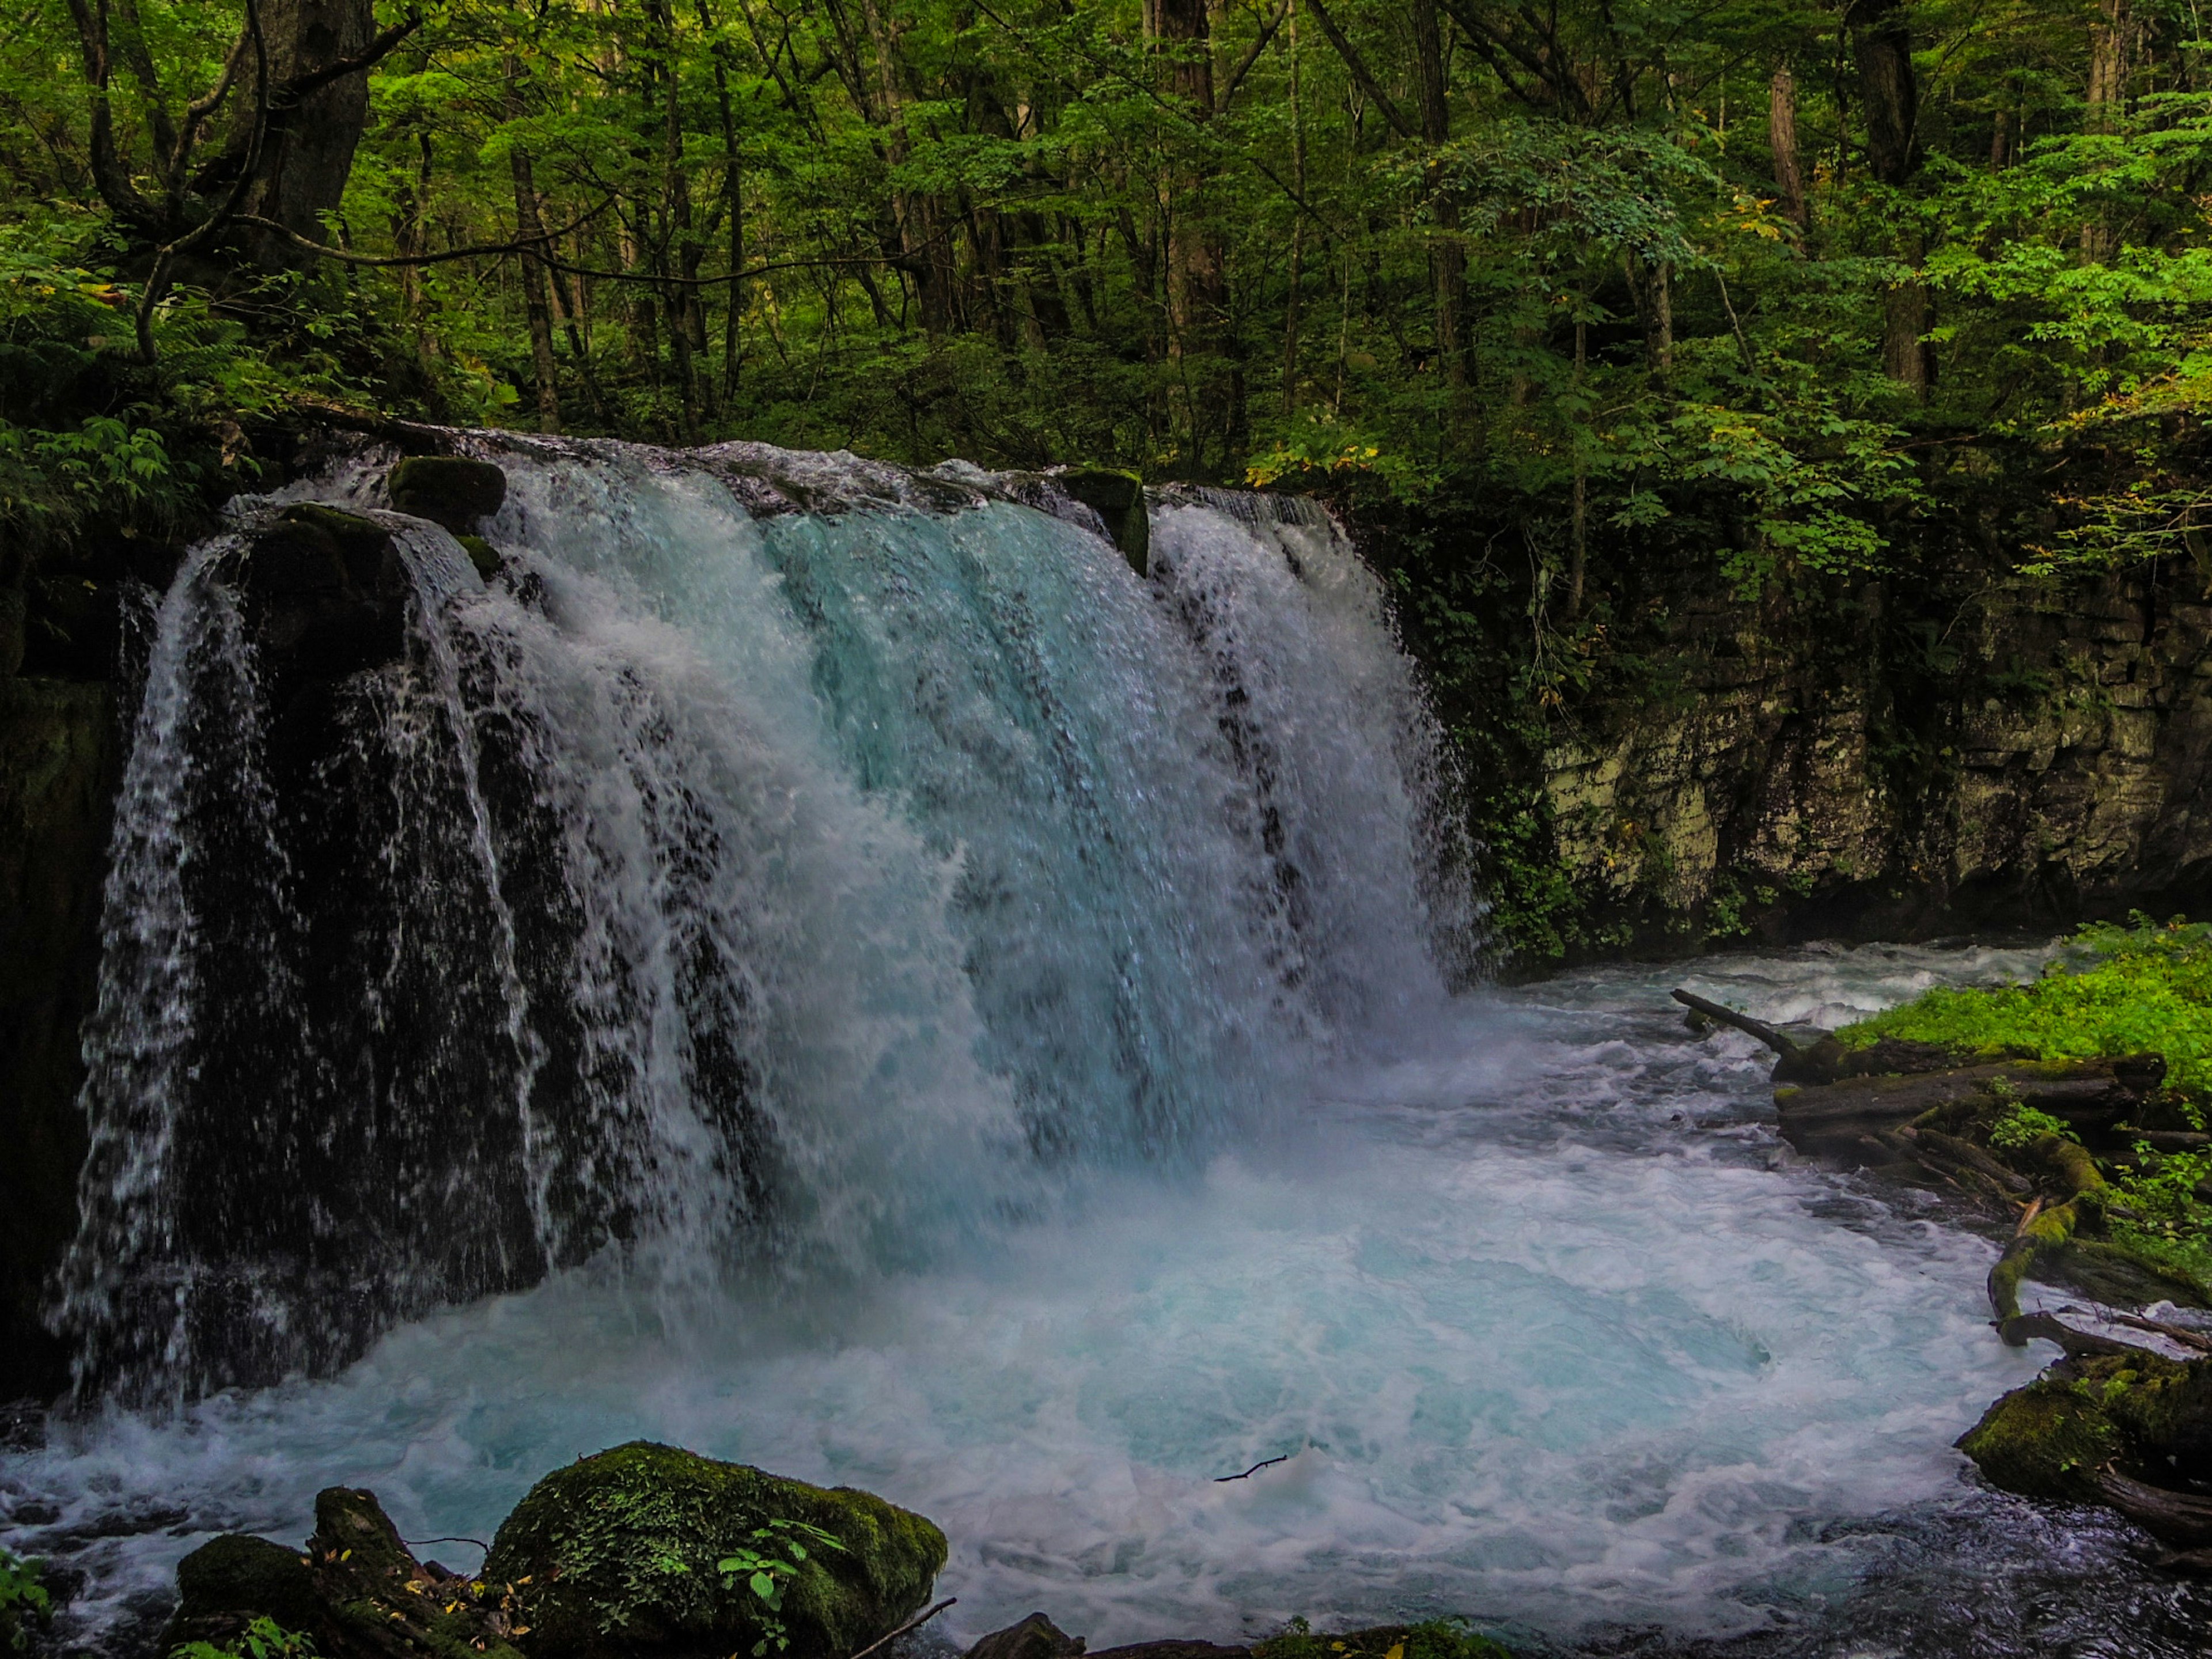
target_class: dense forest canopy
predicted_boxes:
[6,0,2206,533]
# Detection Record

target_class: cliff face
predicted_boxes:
[1531,562,2212,951]
[0,675,119,1400]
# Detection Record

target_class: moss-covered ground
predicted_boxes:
[1837,916,2212,1301]
[1840,916,2212,1099]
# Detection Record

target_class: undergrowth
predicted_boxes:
[1839,915,2212,1104]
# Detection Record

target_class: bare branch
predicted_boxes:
[1301,0,1416,139]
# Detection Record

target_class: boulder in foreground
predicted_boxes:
[484,1441,946,1659]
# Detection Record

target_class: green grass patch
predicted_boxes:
[1838,915,2212,1103]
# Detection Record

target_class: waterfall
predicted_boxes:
[55,438,1478,1400]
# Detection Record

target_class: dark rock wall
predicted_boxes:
[1531,561,2212,949]
[0,676,119,1400]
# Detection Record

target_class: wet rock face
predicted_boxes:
[1052,468,1149,577]
[387,456,509,535]
[484,1441,948,1659]
[245,506,411,699]
[1533,563,2212,946]
[0,677,118,1400]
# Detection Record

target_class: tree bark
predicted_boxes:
[505,58,562,435]
[1160,0,1243,471]
[1411,0,1465,400]
[1851,0,1926,391]
[229,0,377,267]
[1282,0,1302,414]
[1769,63,1807,226]
[2082,0,2130,262]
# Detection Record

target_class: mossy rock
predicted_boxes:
[1964,1354,2203,1513]
[163,1533,322,1654]
[455,535,503,581]
[484,1442,946,1659]
[175,1535,323,1628]
[1054,467,1149,578]
[388,456,508,535]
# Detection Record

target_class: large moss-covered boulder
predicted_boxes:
[1956,1368,2128,1501]
[484,1443,946,1659]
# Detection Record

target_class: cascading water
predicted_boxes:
[53,438,1477,1401]
[14,438,2212,1658]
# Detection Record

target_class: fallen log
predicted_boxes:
[2095,1469,2212,1548]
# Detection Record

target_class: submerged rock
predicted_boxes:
[388,456,509,536]
[484,1441,946,1659]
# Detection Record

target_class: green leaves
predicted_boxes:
[170,1616,315,1659]
[714,1519,846,1657]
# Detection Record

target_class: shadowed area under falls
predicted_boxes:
[7,443,2212,1657]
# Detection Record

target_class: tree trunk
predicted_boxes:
[1411,0,1465,400]
[506,58,562,435]
[1160,0,1243,471]
[230,0,378,267]
[1852,0,1926,391]
[1769,63,1807,226]
[1282,0,1302,414]
[2082,0,2130,262]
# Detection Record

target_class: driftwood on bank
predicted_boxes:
[1671,986,2173,1309]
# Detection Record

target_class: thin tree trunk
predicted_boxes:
[2083,0,2130,262]
[1853,0,1927,391]
[505,56,562,435]
[1567,315,1588,618]
[1770,63,1807,226]
[1160,0,1240,470]
[1411,0,1464,402]
[1282,0,1302,415]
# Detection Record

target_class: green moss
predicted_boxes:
[1956,1374,2125,1501]
[483,1442,945,1659]
[454,534,501,580]
[1838,915,2212,1101]
[1253,1619,1514,1659]
[2101,1227,2212,1302]
[278,503,389,557]
[174,1535,323,1632]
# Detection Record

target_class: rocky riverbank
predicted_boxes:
[1690,920,2212,1563]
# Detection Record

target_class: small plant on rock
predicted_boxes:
[1989,1103,2073,1152]
[170,1616,316,1659]
[716,1520,846,1657]
[0,1550,50,1654]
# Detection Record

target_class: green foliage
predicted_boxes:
[1988,1104,2075,1152]
[716,1520,846,1657]
[171,1617,317,1659]
[1839,915,2212,1102]
[0,1550,49,1654]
